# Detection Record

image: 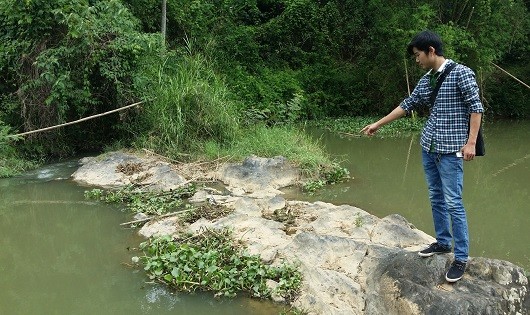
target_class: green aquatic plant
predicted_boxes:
[84,184,196,215]
[139,229,302,300]
[303,163,350,194]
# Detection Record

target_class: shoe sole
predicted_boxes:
[445,274,463,282]
[418,251,451,257]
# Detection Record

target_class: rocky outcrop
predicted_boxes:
[71,151,186,190]
[72,152,530,315]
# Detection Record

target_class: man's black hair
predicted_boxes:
[407,30,444,56]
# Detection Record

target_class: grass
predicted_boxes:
[0,128,40,178]
[131,51,239,158]
[202,124,334,175]
[128,49,342,181]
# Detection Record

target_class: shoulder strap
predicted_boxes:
[430,62,457,105]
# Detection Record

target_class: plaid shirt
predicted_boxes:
[400,60,484,154]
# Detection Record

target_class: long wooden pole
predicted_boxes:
[8,101,143,138]
[491,62,530,90]
[161,0,167,45]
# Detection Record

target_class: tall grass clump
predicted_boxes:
[0,123,38,177]
[130,50,240,159]
[203,124,334,176]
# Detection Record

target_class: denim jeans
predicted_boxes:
[422,150,469,262]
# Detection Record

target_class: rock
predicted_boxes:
[266,279,286,303]
[138,216,179,238]
[71,151,186,190]
[218,156,299,194]
[365,252,529,315]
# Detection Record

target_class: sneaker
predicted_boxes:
[418,242,451,257]
[445,260,466,282]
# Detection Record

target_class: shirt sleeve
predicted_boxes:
[456,65,484,113]
[399,77,429,113]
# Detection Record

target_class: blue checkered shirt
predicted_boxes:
[400,60,484,154]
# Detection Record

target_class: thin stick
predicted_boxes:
[338,131,361,138]
[142,148,185,164]
[8,101,144,138]
[120,208,193,226]
[492,153,530,177]
[402,134,416,185]
[491,63,530,90]
[404,58,411,96]
[402,63,415,186]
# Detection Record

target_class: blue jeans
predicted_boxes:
[422,150,469,262]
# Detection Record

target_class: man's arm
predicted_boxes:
[361,106,407,136]
[461,112,482,160]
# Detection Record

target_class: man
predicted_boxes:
[361,30,484,282]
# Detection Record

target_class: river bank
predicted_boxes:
[72,151,529,315]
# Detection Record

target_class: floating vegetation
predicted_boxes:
[139,228,302,300]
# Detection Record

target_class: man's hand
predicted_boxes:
[460,144,476,161]
[360,106,407,136]
[361,123,380,136]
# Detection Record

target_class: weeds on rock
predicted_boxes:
[303,163,350,194]
[84,184,196,215]
[180,202,233,223]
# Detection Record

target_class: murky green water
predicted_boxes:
[0,161,283,314]
[286,120,530,271]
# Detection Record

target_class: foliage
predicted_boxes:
[0,121,38,177]
[148,0,530,118]
[139,229,302,300]
[128,50,240,159]
[302,163,350,194]
[202,123,335,176]
[0,0,163,156]
[84,184,196,215]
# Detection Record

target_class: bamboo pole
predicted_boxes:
[120,208,193,226]
[404,58,411,96]
[491,62,530,90]
[8,101,143,138]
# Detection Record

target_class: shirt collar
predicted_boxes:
[428,59,450,75]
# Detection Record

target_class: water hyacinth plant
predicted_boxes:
[139,229,302,300]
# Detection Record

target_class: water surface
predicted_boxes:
[287,120,529,271]
[0,161,284,315]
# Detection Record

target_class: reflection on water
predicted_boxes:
[289,120,530,271]
[0,162,284,315]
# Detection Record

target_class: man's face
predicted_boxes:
[412,47,434,70]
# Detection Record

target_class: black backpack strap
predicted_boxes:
[430,62,457,105]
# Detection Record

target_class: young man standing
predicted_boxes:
[361,30,484,282]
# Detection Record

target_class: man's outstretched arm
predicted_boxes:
[361,106,407,136]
